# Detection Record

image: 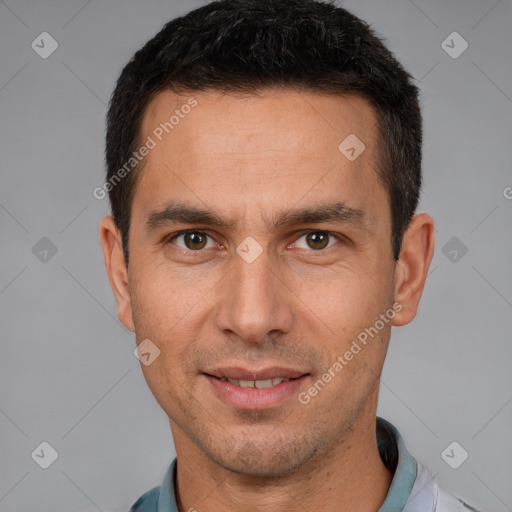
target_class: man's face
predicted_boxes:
[119,89,399,476]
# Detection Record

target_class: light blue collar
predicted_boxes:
[157,460,178,512]
[377,417,418,512]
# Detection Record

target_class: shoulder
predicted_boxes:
[129,486,160,512]
[436,486,482,512]
[402,454,481,512]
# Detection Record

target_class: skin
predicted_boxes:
[100,88,435,512]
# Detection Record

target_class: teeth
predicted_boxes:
[223,377,291,388]
[255,379,273,389]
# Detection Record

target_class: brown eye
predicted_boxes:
[294,231,339,251]
[306,232,330,250]
[171,231,213,251]
[183,232,207,250]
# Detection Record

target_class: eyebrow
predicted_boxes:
[145,201,365,232]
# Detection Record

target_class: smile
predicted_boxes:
[217,376,292,388]
[204,373,309,410]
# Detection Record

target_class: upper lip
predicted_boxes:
[204,366,309,381]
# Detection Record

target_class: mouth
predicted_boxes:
[203,367,310,409]
[213,376,296,389]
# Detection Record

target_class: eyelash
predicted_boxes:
[164,229,344,253]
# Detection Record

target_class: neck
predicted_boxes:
[172,399,392,512]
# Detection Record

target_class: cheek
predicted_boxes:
[130,263,213,376]
[301,265,389,328]
[296,267,394,391]
[133,270,201,410]
[131,261,208,332]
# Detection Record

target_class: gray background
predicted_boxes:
[1,0,511,511]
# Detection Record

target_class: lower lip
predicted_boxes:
[204,374,309,410]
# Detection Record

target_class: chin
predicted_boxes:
[206,432,322,478]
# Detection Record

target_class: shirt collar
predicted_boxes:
[155,416,418,512]
[157,459,178,512]
[376,417,418,512]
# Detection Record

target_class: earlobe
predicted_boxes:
[392,213,435,327]
[99,216,135,332]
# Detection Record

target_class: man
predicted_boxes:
[99,1,480,510]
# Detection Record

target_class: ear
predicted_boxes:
[392,213,435,326]
[99,216,135,332]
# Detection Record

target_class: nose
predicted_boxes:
[213,247,294,345]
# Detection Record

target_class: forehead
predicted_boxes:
[134,88,386,226]
[140,88,378,158]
